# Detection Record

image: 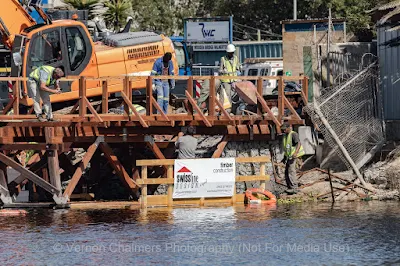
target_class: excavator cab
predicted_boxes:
[15,23,94,95]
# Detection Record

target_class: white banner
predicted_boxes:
[186,21,230,43]
[173,158,236,199]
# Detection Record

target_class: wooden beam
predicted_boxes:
[141,166,147,208]
[13,81,20,115]
[69,101,79,114]
[151,97,170,121]
[48,150,62,195]
[121,91,149,128]
[284,96,302,121]
[100,142,138,190]
[2,98,15,115]
[63,138,101,199]
[102,80,109,114]
[278,76,284,121]
[208,76,216,117]
[146,76,153,115]
[85,97,103,123]
[0,152,60,195]
[256,91,281,128]
[79,76,87,116]
[215,99,234,123]
[186,91,212,127]
[212,136,228,158]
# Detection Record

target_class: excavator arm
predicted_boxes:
[0,0,36,49]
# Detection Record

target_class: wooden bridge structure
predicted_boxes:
[0,75,308,207]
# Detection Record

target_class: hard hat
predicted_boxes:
[226,44,236,53]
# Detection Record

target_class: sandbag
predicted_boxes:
[234,81,257,105]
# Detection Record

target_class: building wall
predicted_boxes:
[378,25,400,120]
[282,20,345,77]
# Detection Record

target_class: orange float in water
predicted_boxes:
[0,209,27,216]
[245,188,277,205]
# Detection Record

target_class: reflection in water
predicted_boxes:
[0,201,399,265]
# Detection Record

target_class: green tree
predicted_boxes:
[62,0,101,19]
[103,0,131,31]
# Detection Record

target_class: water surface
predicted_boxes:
[1,201,399,265]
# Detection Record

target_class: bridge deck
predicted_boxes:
[0,75,308,149]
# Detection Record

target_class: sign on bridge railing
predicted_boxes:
[173,158,236,199]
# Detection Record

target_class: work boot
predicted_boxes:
[37,116,47,122]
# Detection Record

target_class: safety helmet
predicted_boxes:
[226,44,236,53]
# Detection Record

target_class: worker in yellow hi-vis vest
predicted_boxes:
[281,123,305,194]
[28,66,64,122]
[219,44,241,113]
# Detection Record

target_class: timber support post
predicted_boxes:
[0,163,13,204]
[47,149,67,205]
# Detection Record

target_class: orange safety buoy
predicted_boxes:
[0,209,27,216]
[245,188,277,204]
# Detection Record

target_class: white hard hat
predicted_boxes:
[226,44,236,53]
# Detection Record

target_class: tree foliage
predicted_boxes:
[62,0,101,19]
[103,0,131,31]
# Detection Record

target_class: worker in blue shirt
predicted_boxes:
[151,52,175,114]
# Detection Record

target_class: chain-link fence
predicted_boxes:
[305,62,385,169]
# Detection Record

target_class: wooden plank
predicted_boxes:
[121,91,149,128]
[79,76,87,116]
[227,125,237,134]
[185,91,212,127]
[102,80,109,114]
[136,159,175,166]
[146,76,153,115]
[136,178,174,185]
[237,125,249,134]
[186,77,194,115]
[212,136,228,158]
[48,150,62,195]
[259,124,270,134]
[141,166,148,208]
[13,81,20,115]
[123,76,130,115]
[63,138,101,199]
[0,152,60,195]
[209,76,216,117]
[99,142,138,189]
[278,76,284,121]
[260,163,266,189]
[85,97,103,123]
[235,175,270,182]
[236,156,270,163]
[167,165,173,207]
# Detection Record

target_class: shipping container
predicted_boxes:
[235,41,282,62]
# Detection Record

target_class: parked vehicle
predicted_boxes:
[242,58,283,95]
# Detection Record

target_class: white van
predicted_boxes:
[242,58,283,95]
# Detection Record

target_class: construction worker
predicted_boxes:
[281,123,304,194]
[175,126,197,159]
[28,66,64,122]
[151,52,175,114]
[219,44,241,113]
